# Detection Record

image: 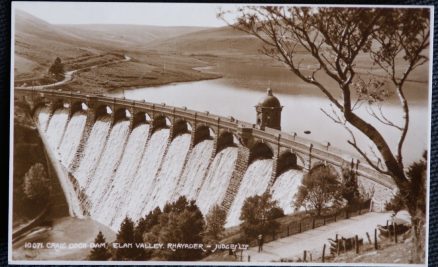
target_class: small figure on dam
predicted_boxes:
[255,88,283,131]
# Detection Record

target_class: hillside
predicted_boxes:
[13,10,219,91]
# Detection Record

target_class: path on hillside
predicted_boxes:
[16,55,131,90]
[243,212,391,262]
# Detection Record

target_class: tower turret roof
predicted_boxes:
[258,88,281,108]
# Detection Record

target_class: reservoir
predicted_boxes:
[108,78,428,165]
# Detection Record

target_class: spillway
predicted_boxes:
[196,147,238,215]
[35,106,50,130]
[120,128,170,227]
[45,109,69,151]
[143,133,191,214]
[91,123,149,228]
[270,169,303,214]
[58,111,87,167]
[73,115,111,187]
[174,139,214,202]
[225,159,273,228]
[86,120,130,213]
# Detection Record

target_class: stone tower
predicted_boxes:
[255,88,283,130]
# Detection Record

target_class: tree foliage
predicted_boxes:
[240,192,283,240]
[48,57,65,78]
[223,7,429,262]
[88,231,112,261]
[23,163,50,204]
[134,196,205,261]
[340,163,362,210]
[294,163,342,216]
[204,204,227,243]
[113,216,144,260]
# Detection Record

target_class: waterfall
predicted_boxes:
[35,106,50,130]
[73,116,111,187]
[92,123,150,228]
[45,108,69,152]
[58,111,87,167]
[196,147,238,215]
[143,133,191,214]
[225,159,273,228]
[120,128,169,227]
[270,169,304,214]
[86,120,130,212]
[174,139,214,202]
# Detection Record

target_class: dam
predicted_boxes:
[15,88,396,231]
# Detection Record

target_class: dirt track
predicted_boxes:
[243,212,391,262]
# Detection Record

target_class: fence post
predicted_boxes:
[299,222,302,233]
[287,225,290,236]
[366,232,372,244]
[394,222,398,243]
[374,228,378,250]
[323,216,326,225]
[322,244,326,263]
[248,255,250,262]
[336,235,340,255]
[312,217,315,229]
[303,250,307,262]
[355,235,359,254]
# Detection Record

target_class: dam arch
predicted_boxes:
[215,130,238,154]
[94,104,112,121]
[170,118,191,140]
[248,141,274,164]
[113,108,131,123]
[192,124,215,147]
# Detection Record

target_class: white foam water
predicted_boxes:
[143,133,191,213]
[120,128,170,227]
[270,169,304,214]
[196,147,238,215]
[45,109,69,152]
[35,106,50,130]
[73,116,111,187]
[86,120,130,211]
[174,139,214,202]
[225,159,273,228]
[92,124,150,229]
[58,111,87,167]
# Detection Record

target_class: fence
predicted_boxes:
[242,202,371,248]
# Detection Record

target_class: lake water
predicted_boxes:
[108,79,428,165]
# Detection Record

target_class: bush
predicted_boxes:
[204,204,227,243]
[23,163,50,205]
[240,192,283,240]
[294,163,342,216]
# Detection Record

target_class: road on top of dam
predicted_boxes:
[242,212,391,262]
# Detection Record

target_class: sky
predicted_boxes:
[13,2,243,27]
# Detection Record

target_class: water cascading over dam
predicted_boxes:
[225,159,274,228]
[58,111,87,167]
[45,108,69,151]
[86,120,131,214]
[270,169,303,214]
[23,88,395,233]
[73,116,112,187]
[33,102,308,232]
[174,139,214,202]
[196,147,238,215]
[94,123,150,227]
[120,128,170,228]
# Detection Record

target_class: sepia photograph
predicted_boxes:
[9,1,433,265]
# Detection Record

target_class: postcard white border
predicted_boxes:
[8,2,435,266]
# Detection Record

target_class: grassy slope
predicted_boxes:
[14,9,429,100]
[14,10,218,92]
